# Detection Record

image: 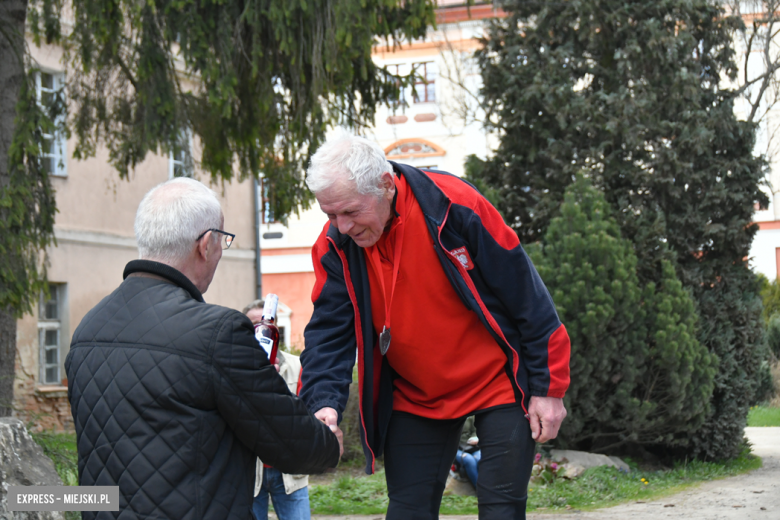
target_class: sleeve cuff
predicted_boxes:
[529,389,566,399]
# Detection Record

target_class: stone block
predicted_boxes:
[0,418,64,520]
[550,449,630,472]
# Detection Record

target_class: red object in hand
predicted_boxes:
[254,294,280,365]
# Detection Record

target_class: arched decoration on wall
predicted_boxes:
[384,138,446,160]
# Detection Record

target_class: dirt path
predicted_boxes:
[310,427,779,520]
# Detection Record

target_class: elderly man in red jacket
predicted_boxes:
[300,133,571,520]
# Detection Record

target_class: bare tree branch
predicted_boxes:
[433,22,506,135]
[728,0,780,165]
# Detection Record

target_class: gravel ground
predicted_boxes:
[309,427,780,520]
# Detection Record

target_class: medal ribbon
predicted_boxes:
[369,218,405,348]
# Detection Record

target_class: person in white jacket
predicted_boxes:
[244,300,311,520]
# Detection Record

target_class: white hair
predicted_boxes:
[306,131,393,197]
[135,177,223,264]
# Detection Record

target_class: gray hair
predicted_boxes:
[135,177,223,264]
[306,131,393,197]
[242,299,264,315]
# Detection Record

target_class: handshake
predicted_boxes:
[315,406,344,458]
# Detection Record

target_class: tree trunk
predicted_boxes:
[0,0,30,417]
[0,309,17,416]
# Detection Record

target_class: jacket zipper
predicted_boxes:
[436,203,529,416]
[327,236,377,474]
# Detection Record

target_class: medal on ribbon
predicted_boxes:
[369,214,404,357]
[379,326,392,355]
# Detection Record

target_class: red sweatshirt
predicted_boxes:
[364,174,516,418]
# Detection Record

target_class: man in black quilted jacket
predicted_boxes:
[66,177,341,520]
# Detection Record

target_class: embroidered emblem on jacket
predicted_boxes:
[450,247,474,270]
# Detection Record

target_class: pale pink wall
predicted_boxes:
[15,121,258,429]
[17,35,295,429]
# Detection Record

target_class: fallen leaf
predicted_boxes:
[733,505,744,508]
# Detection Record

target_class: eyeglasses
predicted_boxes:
[196,229,235,250]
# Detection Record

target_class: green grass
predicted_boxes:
[31,430,80,520]
[523,454,761,513]
[30,430,763,517]
[309,472,390,514]
[747,405,780,426]
[309,453,762,515]
[31,430,79,486]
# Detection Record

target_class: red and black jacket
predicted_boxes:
[300,162,570,474]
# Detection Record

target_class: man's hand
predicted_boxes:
[329,424,344,458]
[315,407,343,457]
[314,406,338,426]
[527,396,566,443]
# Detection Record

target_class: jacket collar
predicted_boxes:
[123,259,205,302]
[327,162,451,248]
[388,161,450,227]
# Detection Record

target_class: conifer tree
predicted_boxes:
[636,260,715,447]
[533,176,714,452]
[60,0,435,219]
[471,0,766,459]
[0,0,435,416]
[0,0,59,415]
[529,175,647,449]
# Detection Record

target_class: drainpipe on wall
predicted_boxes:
[253,177,263,300]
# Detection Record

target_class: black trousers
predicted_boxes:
[384,405,535,520]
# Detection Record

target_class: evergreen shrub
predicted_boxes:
[531,176,715,452]
[471,0,768,459]
[766,313,780,359]
[759,275,780,322]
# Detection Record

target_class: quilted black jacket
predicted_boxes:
[66,260,339,520]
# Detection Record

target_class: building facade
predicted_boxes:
[13,1,508,430]
[254,0,505,354]
[38,1,780,429]
[14,39,263,430]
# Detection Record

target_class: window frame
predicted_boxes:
[36,71,68,177]
[412,61,436,104]
[261,178,276,224]
[387,63,409,108]
[168,130,194,179]
[38,284,66,386]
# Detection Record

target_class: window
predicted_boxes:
[261,180,276,224]
[384,139,446,160]
[412,62,436,104]
[38,284,66,386]
[387,64,408,108]
[36,71,67,177]
[169,131,193,178]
